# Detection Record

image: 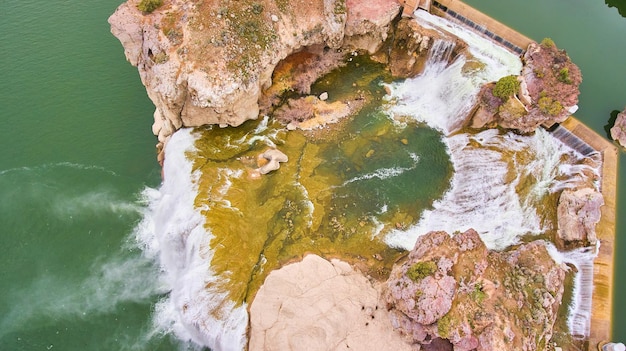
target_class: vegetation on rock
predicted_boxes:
[492,75,520,100]
[558,67,572,84]
[538,95,564,116]
[137,0,162,13]
[540,37,555,48]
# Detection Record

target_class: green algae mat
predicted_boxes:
[190,57,453,305]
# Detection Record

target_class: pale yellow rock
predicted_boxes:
[249,254,413,351]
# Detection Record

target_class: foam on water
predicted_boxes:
[342,152,420,185]
[386,11,523,135]
[385,130,549,250]
[383,10,600,337]
[135,128,248,351]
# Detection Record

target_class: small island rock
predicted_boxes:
[610,108,626,148]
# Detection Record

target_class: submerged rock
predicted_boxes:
[249,254,413,351]
[384,229,566,351]
[610,107,626,148]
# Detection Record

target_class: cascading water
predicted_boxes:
[134,10,602,350]
[547,243,599,339]
[388,10,523,135]
[386,10,600,339]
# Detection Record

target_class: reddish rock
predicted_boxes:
[385,229,566,351]
[610,108,626,148]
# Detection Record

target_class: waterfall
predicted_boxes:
[549,124,598,157]
[384,128,592,251]
[132,10,600,350]
[135,129,248,351]
[384,10,600,338]
[547,243,599,339]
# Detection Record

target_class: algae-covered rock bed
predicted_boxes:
[190,56,453,306]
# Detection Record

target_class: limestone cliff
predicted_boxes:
[108,0,401,162]
[468,40,582,133]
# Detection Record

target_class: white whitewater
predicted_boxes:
[385,10,599,338]
[547,243,599,339]
[135,129,248,351]
[388,10,523,135]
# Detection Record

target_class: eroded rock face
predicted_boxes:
[610,108,626,148]
[557,187,604,248]
[108,0,401,162]
[380,18,466,79]
[249,254,414,351]
[385,229,566,351]
[468,40,582,133]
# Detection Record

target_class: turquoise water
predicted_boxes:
[464,0,626,340]
[0,0,177,350]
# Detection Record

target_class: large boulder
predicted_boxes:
[249,254,413,351]
[556,187,604,249]
[385,229,567,351]
[610,107,626,148]
[468,40,582,133]
[109,0,401,162]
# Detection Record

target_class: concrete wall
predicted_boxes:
[431,0,533,53]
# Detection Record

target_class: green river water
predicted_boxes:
[1,0,625,350]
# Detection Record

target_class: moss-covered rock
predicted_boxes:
[385,229,567,351]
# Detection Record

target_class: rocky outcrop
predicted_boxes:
[274,94,366,130]
[109,0,401,162]
[375,17,467,79]
[468,40,582,133]
[257,148,288,174]
[249,254,413,351]
[385,229,566,351]
[610,107,626,148]
[556,187,604,249]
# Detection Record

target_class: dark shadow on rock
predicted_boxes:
[604,109,620,139]
[422,338,454,351]
[605,0,626,18]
